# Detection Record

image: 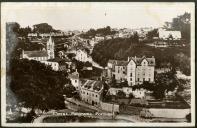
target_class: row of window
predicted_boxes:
[84,99,98,105]
[32,57,47,61]
[137,78,151,82]
[81,91,98,97]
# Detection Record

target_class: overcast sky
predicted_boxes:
[1,2,194,31]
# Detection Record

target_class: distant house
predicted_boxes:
[94,36,105,42]
[158,29,181,40]
[28,33,38,37]
[108,87,146,99]
[72,49,92,63]
[79,79,104,107]
[107,56,155,86]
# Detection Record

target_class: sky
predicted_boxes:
[1,2,194,31]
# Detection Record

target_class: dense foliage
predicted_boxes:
[91,37,190,75]
[132,70,179,99]
[80,26,117,39]
[9,59,71,111]
[33,23,57,33]
[171,12,191,43]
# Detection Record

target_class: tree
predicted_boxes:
[9,59,70,111]
[63,84,77,98]
[146,29,158,39]
[33,23,54,33]
[129,93,134,99]
[186,113,191,122]
[67,53,76,60]
[73,92,81,100]
[117,90,126,98]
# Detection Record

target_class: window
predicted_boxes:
[75,80,77,83]
[95,95,97,97]
[87,93,88,95]
[138,78,140,81]
[149,78,151,82]
[143,78,145,81]
[130,73,132,77]
[130,78,132,81]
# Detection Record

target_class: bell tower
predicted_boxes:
[47,36,55,59]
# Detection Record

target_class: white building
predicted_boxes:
[108,87,146,99]
[68,70,80,90]
[79,80,104,107]
[28,33,38,37]
[22,36,55,61]
[74,49,92,63]
[107,56,155,86]
[21,36,57,71]
[158,29,181,40]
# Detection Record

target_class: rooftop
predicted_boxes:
[68,71,79,79]
[48,57,71,63]
[108,56,155,66]
[24,51,48,57]
[81,79,103,92]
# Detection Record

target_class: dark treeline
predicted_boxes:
[9,59,71,111]
[80,26,117,39]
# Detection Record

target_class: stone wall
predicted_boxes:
[100,102,119,113]
[148,108,190,118]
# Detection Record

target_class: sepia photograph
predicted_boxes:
[1,2,195,127]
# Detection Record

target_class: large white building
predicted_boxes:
[22,36,55,61]
[158,29,181,40]
[79,80,104,107]
[21,36,58,71]
[107,56,155,86]
[67,49,92,63]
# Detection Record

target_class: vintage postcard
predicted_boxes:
[1,2,195,127]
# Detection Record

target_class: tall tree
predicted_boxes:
[9,59,70,111]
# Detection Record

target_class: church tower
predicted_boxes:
[47,36,55,59]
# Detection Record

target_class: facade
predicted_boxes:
[79,80,104,107]
[75,49,92,62]
[107,56,155,86]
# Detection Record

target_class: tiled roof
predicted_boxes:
[109,56,155,66]
[82,80,103,92]
[130,56,155,66]
[108,60,128,66]
[24,51,48,57]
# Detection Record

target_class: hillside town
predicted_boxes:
[6,11,191,123]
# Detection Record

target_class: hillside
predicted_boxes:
[91,38,190,75]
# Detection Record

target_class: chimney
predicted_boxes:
[135,56,137,61]
[127,57,130,62]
